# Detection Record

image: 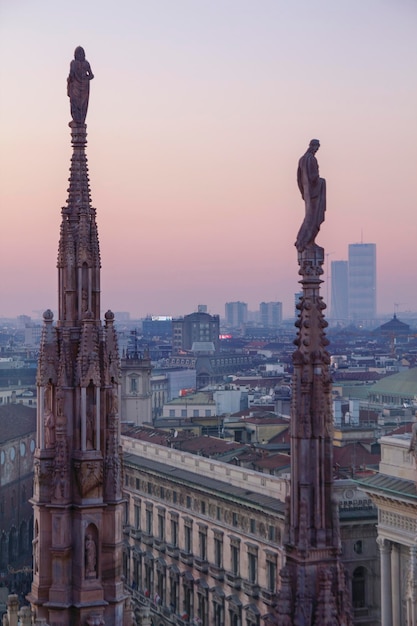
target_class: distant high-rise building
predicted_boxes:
[294,291,303,318]
[331,260,348,320]
[197,304,207,313]
[259,301,283,327]
[348,243,376,321]
[225,301,248,327]
[172,311,220,353]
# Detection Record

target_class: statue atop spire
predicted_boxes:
[295,139,326,253]
[67,46,94,125]
[275,142,353,625]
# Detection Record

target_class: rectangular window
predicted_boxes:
[250,518,256,534]
[169,409,175,417]
[134,503,141,529]
[184,522,193,554]
[193,409,199,417]
[205,409,211,417]
[158,511,165,540]
[199,528,207,560]
[146,506,153,534]
[171,518,178,547]
[267,558,276,592]
[248,550,257,584]
[201,501,206,515]
[181,409,187,417]
[214,534,223,568]
[230,544,240,576]
[186,495,192,508]
[232,512,238,527]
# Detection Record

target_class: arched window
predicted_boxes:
[352,566,366,608]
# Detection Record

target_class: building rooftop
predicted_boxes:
[123,452,286,515]
[369,367,417,398]
[0,404,36,443]
[167,391,215,405]
[356,472,417,502]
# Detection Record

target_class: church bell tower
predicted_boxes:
[28,48,128,626]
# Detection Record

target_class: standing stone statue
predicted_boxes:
[85,534,97,577]
[67,46,94,125]
[295,139,326,253]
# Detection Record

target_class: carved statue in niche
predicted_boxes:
[44,385,55,448]
[33,537,39,574]
[86,408,94,449]
[110,385,119,416]
[85,533,97,578]
[298,498,309,550]
[44,409,55,448]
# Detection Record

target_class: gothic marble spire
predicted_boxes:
[29,52,127,626]
[275,145,353,626]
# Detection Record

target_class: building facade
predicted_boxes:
[331,260,349,321]
[0,405,35,576]
[358,433,417,626]
[121,352,153,426]
[121,437,380,626]
[348,243,376,322]
[259,303,282,328]
[172,313,220,354]
[225,302,248,328]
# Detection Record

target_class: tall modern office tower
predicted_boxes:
[29,50,128,625]
[259,301,283,327]
[225,301,248,327]
[330,260,348,320]
[348,243,376,322]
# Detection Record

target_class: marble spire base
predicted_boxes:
[274,244,353,625]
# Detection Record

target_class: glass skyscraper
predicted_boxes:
[348,243,376,321]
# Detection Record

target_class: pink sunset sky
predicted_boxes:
[0,0,416,321]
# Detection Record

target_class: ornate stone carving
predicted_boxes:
[73,460,103,498]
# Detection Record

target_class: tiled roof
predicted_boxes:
[368,367,417,397]
[0,404,36,443]
[333,443,380,468]
[356,472,417,501]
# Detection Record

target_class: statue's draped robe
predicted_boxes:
[67,59,93,124]
[296,151,326,252]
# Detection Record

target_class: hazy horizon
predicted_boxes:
[1,1,416,320]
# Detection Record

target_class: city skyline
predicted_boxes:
[1,1,416,319]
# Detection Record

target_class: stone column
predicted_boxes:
[5,595,19,626]
[391,542,400,625]
[377,537,392,626]
[407,545,417,626]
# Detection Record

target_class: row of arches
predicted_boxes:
[0,517,33,571]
